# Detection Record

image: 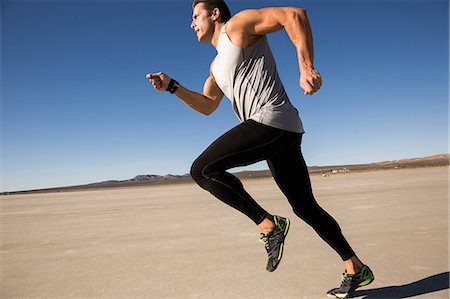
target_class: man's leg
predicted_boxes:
[267,135,374,297]
[267,134,356,261]
[190,120,288,225]
[190,120,294,271]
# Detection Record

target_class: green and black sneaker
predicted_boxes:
[327,265,375,299]
[259,215,290,272]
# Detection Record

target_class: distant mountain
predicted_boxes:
[83,174,192,188]
[308,153,450,173]
[131,174,186,182]
[2,154,448,195]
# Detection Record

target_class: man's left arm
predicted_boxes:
[229,7,322,95]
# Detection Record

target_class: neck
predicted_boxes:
[211,22,225,48]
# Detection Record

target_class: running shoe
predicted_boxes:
[326,265,375,299]
[259,215,290,272]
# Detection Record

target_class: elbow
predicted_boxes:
[200,97,220,115]
[198,105,215,116]
[201,110,213,116]
[293,7,307,17]
[286,7,307,24]
[202,106,216,116]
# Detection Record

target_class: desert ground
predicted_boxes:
[1,166,448,298]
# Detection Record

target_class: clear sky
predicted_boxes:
[1,0,448,192]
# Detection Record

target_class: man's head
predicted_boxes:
[191,0,231,43]
[192,0,231,23]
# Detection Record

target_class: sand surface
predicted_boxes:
[1,167,449,298]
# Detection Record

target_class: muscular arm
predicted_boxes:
[227,7,321,95]
[146,71,224,115]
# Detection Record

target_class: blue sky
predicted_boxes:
[1,0,448,192]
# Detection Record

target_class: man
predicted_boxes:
[147,1,374,298]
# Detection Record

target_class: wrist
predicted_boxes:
[299,62,314,71]
[166,79,179,94]
[298,55,314,70]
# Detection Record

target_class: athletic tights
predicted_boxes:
[190,119,355,261]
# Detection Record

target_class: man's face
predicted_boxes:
[191,3,214,43]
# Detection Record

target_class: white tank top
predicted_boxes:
[211,24,304,133]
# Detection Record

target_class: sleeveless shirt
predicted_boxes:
[211,24,304,133]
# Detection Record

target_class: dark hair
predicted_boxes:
[192,0,231,23]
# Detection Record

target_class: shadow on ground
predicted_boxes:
[354,272,449,298]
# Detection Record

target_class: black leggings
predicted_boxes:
[190,120,355,261]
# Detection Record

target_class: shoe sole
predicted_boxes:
[327,294,348,299]
[326,271,374,299]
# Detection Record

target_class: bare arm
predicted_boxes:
[146,71,224,115]
[227,7,322,95]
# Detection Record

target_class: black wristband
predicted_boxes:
[169,80,179,94]
[166,79,179,94]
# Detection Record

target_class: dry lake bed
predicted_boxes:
[1,167,448,298]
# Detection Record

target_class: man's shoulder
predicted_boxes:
[227,9,258,29]
[226,9,264,47]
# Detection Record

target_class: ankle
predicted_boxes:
[258,217,275,234]
[346,265,361,275]
[344,256,364,275]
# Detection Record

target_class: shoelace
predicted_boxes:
[259,234,270,251]
[338,272,356,290]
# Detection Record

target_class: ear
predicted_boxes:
[211,7,221,22]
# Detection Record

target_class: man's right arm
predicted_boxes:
[146,72,224,116]
[228,8,321,95]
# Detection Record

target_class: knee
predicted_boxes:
[291,201,320,224]
[292,202,339,230]
[190,157,205,185]
[191,153,217,185]
[292,207,309,223]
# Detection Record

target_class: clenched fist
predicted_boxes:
[146,72,172,91]
[300,67,322,96]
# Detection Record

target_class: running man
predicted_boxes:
[146,1,374,297]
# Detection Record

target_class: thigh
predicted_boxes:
[194,120,295,173]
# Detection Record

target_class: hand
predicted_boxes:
[146,72,171,91]
[300,68,322,95]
